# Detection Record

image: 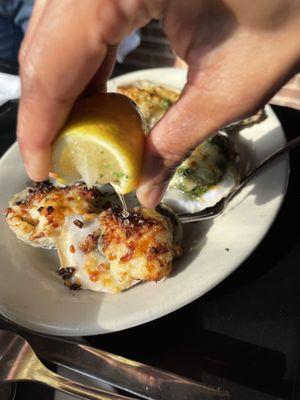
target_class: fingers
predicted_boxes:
[19,0,49,63]
[84,45,118,95]
[17,0,159,181]
[136,53,293,209]
[18,1,107,180]
[137,6,300,208]
[19,42,117,179]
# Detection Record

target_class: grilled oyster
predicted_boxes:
[5,181,107,249]
[117,80,180,128]
[56,206,182,293]
[163,132,240,214]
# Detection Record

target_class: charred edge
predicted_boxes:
[32,180,54,194]
[15,200,26,206]
[150,245,168,254]
[68,283,81,291]
[46,205,54,215]
[57,267,76,280]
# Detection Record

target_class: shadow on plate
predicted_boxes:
[171,219,213,278]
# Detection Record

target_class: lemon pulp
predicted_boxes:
[51,93,146,194]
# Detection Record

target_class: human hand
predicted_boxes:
[18,0,300,207]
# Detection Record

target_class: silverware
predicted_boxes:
[0,319,230,400]
[0,330,136,400]
[177,136,300,223]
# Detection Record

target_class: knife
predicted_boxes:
[1,317,230,400]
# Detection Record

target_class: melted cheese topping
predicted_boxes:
[56,207,181,293]
[5,182,106,248]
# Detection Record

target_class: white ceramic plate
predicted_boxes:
[0,68,289,336]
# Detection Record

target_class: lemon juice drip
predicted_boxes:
[117,193,128,211]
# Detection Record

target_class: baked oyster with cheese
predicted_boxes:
[163,132,239,213]
[5,182,182,293]
[5,181,106,248]
[56,206,181,293]
[117,80,180,128]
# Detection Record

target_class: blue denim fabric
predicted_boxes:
[0,0,34,61]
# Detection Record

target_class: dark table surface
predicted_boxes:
[0,71,299,400]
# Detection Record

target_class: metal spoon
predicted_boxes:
[164,136,300,224]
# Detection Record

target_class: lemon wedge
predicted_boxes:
[51,93,146,194]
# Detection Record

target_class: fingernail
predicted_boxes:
[137,183,166,208]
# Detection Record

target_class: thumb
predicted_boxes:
[136,83,224,208]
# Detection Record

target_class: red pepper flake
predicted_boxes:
[150,245,168,255]
[32,231,45,240]
[120,243,135,263]
[97,263,108,273]
[147,244,169,261]
[89,271,100,282]
[120,252,133,263]
[37,207,43,213]
[69,245,76,253]
[79,234,98,254]
[73,219,83,228]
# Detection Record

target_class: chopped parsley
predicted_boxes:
[113,171,128,178]
[177,167,194,178]
[162,98,172,110]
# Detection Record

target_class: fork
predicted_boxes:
[0,330,136,400]
[177,136,300,223]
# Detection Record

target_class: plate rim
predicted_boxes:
[0,67,290,336]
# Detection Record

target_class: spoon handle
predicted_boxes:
[228,135,300,202]
[37,366,136,400]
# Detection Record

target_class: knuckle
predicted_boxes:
[161,148,186,168]
[151,142,186,170]
[92,0,128,45]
